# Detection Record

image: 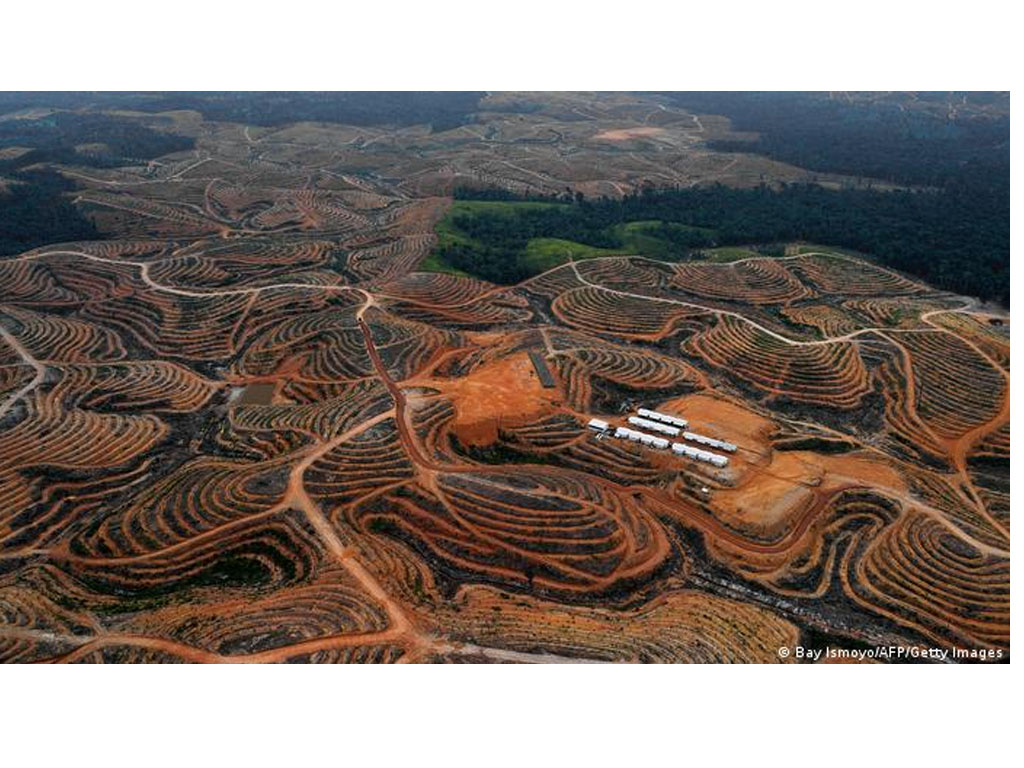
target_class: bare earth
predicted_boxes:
[0,92,1009,663]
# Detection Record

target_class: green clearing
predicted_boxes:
[520,237,620,272]
[422,196,819,283]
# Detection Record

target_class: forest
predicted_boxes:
[0,111,190,256]
[662,92,1009,188]
[0,169,98,257]
[0,111,195,170]
[0,92,485,132]
[437,183,1009,304]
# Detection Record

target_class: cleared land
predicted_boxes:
[0,92,1009,663]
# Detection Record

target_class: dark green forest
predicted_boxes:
[661,92,1009,188]
[437,183,1008,304]
[0,92,485,132]
[0,169,98,256]
[0,111,193,256]
[437,93,1008,304]
[0,111,195,170]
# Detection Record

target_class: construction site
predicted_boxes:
[589,407,736,471]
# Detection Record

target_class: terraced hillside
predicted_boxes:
[0,93,1009,663]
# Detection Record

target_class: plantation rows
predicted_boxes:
[0,131,1010,662]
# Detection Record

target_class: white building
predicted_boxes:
[628,416,679,437]
[682,431,737,453]
[637,408,688,428]
[588,418,610,432]
[615,426,668,449]
[670,441,729,467]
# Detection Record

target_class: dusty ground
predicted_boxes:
[592,126,667,141]
[0,92,1009,664]
[414,351,562,446]
[655,393,906,534]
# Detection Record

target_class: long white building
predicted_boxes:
[671,441,729,467]
[682,431,738,453]
[628,416,680,437]
[614,427,669,449]
[637,408,688,429]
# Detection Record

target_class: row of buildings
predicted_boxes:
[588,408,735,469]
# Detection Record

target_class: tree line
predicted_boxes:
[445,183,1008,304]
[0,169,98,257]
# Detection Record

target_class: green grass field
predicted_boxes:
[520,238,619,272]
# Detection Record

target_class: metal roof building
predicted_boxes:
[628,416,679,437]
[671,441,729,466]
[637,408,688,428]
[616,427,643,442]
[682,431,738,453]
[615,427,668,449]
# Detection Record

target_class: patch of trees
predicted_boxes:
[0,92,485,133]
[439,239,533,285]
[648,93,1008,304]
[0,169,98,256]
[0,112,195,170]
[661,92,1009,189]
[176,91,484,131]
[437,200,716,284]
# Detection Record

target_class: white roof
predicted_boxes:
[628,416,678,436]
[683,430,737,452]
[638,408,688,427]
